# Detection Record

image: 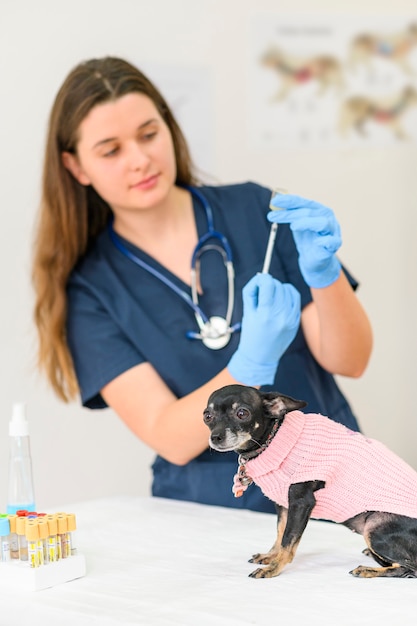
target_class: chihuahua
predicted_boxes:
[204,384,417,579]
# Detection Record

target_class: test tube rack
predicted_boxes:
[0,554,86,591]
[1,510,86,591]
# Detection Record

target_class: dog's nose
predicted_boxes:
[210,432,224,445]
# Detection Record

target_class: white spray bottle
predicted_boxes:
[7,403,36,514]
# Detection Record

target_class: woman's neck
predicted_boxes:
[112,186,198,285]
[112,186,191,243]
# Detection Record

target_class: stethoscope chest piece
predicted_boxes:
[200,316,231,350]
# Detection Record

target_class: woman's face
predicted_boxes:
[62,93,178,214]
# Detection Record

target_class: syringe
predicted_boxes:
[261,188,287,274]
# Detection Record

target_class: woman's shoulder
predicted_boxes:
[199,180,271,198]
[68,227,113,287]
[198,181,272,212]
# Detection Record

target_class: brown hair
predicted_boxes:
[32,56,197,401]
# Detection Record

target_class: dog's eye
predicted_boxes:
[203,410,213,424]
[236,408,250,420]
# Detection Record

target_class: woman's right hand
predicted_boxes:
[227,273,300,386]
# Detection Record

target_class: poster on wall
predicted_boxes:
[248,15,417,150]
[139,63,213,174]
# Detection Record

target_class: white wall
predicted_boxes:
[1,0,417,510]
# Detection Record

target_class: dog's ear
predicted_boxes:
[260,391,307,418]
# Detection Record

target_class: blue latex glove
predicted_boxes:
[268,194,342,288]
[227,273,300,386]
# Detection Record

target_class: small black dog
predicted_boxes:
[204,384,417,579]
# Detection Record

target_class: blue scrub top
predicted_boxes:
[67,182,359,513]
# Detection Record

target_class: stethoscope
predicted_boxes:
[108,185,241,350]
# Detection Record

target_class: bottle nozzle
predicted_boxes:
[9,403,29,437]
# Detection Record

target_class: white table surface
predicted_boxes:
[1,495,416,625]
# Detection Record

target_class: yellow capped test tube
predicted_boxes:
[26,520,40,568]
[57,514,68,559]
[66,513,77,556]
[46,515,58,562]
[37,518,49,565]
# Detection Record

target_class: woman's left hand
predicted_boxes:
[268,194,342,288]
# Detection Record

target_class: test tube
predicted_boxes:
[0,517,11,562]
[16,515,28,561]
[7,514,19,559]
[66,513,77,556]
[37,518,49,565]
[261,187,288,274]
[34,520,45,566]
[57,514,68,559]
[26,520,40,568]
[46,515,58,562]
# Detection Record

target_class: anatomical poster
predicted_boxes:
[248,14,417,149]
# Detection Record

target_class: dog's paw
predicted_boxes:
[350,564,417,578]
[350,565,368,577]
[249,564,281,579]
[349,565,380,578]
[249,567,268,578]
[249,552,275,565]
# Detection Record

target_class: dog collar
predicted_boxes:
[239,417,282,462]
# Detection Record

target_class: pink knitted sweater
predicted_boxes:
[244,411,417,523]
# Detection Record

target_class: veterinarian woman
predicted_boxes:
[32,57,372,513]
